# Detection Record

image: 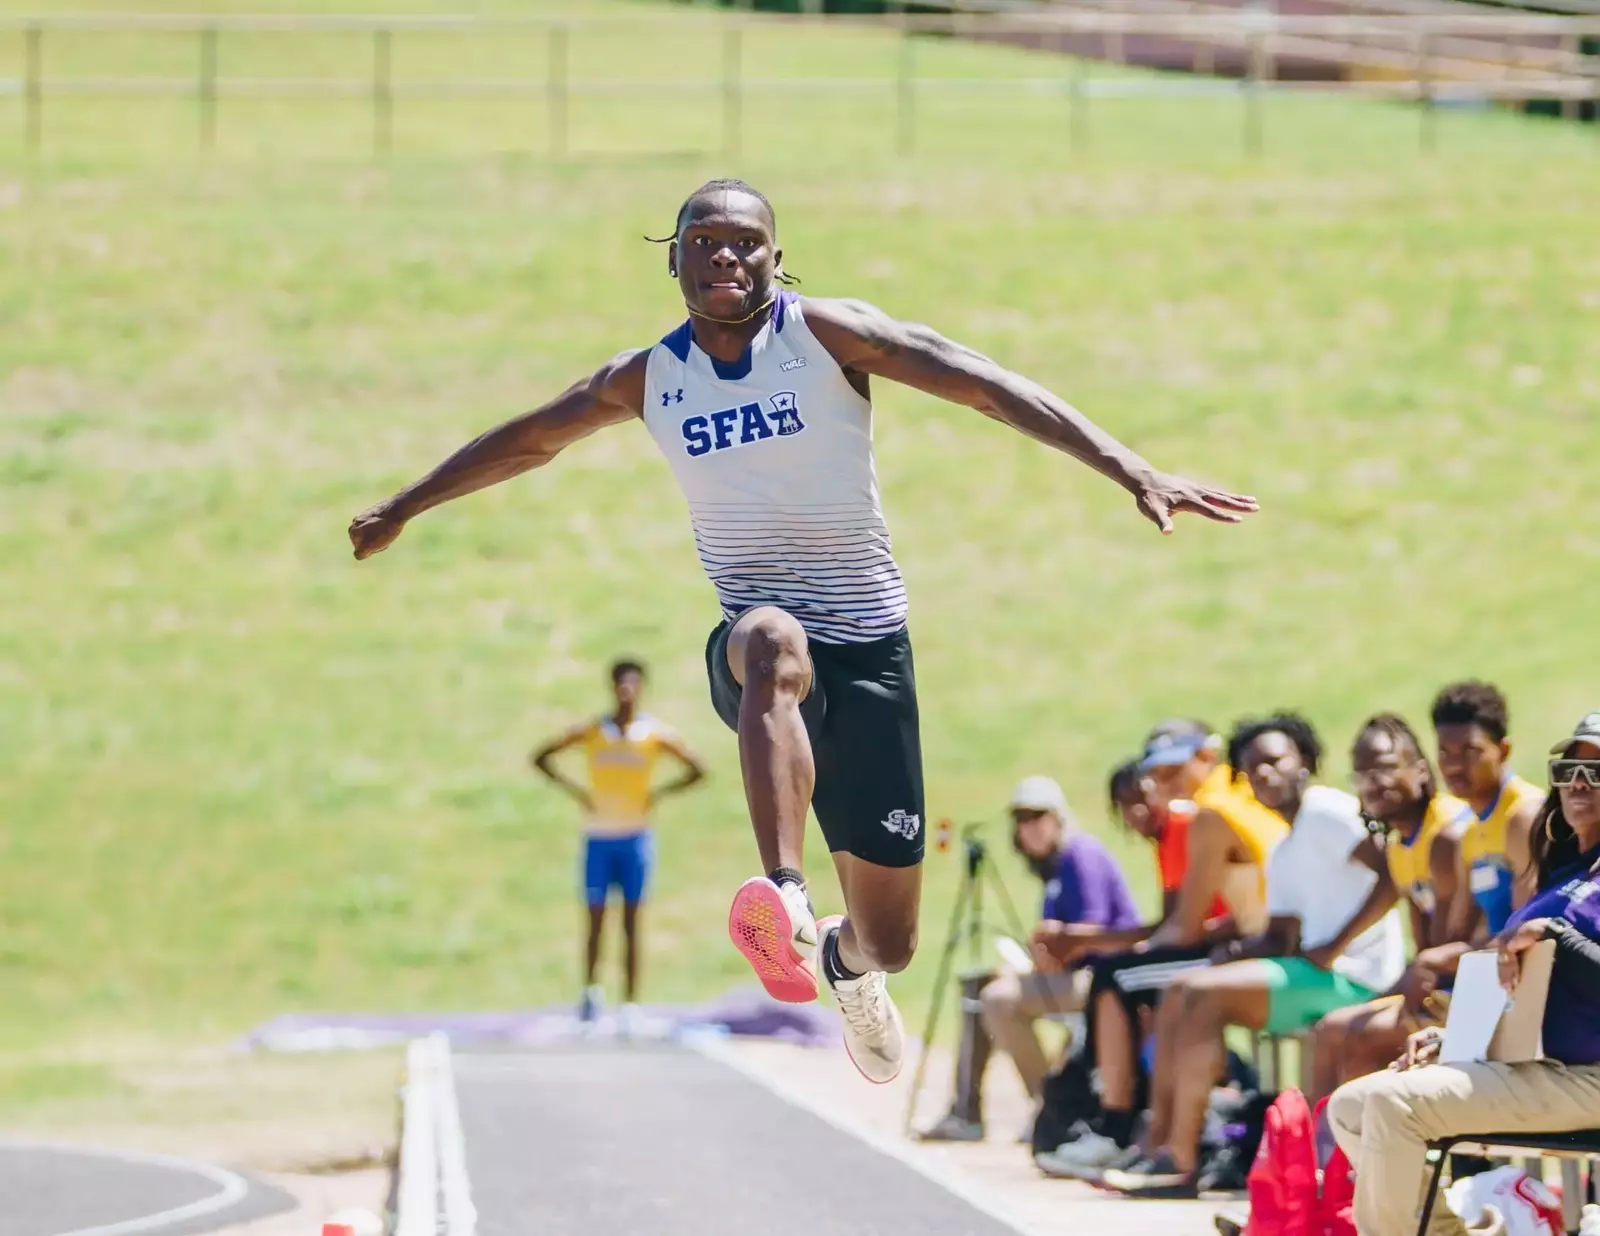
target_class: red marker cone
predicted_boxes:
[322,1224,356,1236]
[935,818,953,854]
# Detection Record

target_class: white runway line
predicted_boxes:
[394,1034,475,1236]
[432,1035,478,1236]
[0,1141,249,1236]
[393,1039,439,1236]
[687,1035,1051,1236]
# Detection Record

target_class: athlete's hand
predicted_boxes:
[1133,471,1259,535]
[349,502,408,560]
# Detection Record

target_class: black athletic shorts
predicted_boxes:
[1088,943,1214,1020]
[705,619,925,868]
[1080,943,1214,1090]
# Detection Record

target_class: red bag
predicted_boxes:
[1244,1090,1357,1236]
[1244,1090,1318,1236]
[1313,1096,1357,1236]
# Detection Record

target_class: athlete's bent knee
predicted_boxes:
[736,608,810,703]
[853,922,917,974]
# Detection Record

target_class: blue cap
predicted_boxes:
[1137,719,1216,773]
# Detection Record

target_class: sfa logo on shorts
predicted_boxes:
[681,391,805,458]
[881,809,921,841]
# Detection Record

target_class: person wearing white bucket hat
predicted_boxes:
[918,773,1138,1142]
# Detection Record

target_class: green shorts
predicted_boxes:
[1260,956,1379,1034]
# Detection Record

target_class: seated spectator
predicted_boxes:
[1030,756,1227,973]
[1037,718,1289,1176]
[918,775,1140,1141]
[1307,715,1474,1102]
[1431,681,1544,938]
[1097,713,1405,1197]
[1328,711,1600,1236]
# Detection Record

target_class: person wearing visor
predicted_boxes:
[1039,719,1288,1177]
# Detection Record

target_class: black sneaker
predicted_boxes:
[917,1111,985,1143]
[1199,1145,1252,1193]
[1100,1149,1200,1199]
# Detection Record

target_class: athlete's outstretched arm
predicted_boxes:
[348,349,649,559]
[803,298,1258,534]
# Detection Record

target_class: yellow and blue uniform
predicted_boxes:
[1194,764,1290,935]
[1459,773,1545,933]
[579,715,671,907]
[1386,792,1473,917]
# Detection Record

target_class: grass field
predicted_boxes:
[3,0,1599,1099]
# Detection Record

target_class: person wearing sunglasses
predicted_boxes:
[1328,711,1600,1236]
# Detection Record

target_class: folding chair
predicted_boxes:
[1416,1131,1600,1236]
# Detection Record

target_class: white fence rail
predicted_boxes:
[0,9,1595,158]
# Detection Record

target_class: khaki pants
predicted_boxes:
[975,968,1091,1100]
[1328,1060,1600,1236]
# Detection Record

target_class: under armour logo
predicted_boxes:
[881,809,921,841]
[661,388,684,407]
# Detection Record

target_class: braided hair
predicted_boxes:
[1352,712,1437,832]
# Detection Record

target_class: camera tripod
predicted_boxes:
[900,824,1032,1136]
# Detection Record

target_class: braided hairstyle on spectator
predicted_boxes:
[1352,712,1438,833]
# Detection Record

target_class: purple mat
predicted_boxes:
[234,985,841,1053]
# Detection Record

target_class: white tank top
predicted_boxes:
[641,291,908,644]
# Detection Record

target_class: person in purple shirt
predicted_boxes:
[1330,710,1600,1236]
[919,775,1139,1142]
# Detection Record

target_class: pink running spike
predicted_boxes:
[727,877,818,1003]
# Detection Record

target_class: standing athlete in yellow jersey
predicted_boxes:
[1431,681,1545,937]
[532,660,706,1026]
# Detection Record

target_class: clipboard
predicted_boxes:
[1489,938,1554,1063]
[1439,940,1554,1064]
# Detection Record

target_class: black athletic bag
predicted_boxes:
[1030,1044,1099,1157]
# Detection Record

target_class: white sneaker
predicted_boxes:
[816,916,904,1085]
[1036,1130,1126,1180]
[578,985,602,1024]
[617,1002,642,1040]
[728,876,819,1003]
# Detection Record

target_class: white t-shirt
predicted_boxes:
[1265,785,1406,993]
